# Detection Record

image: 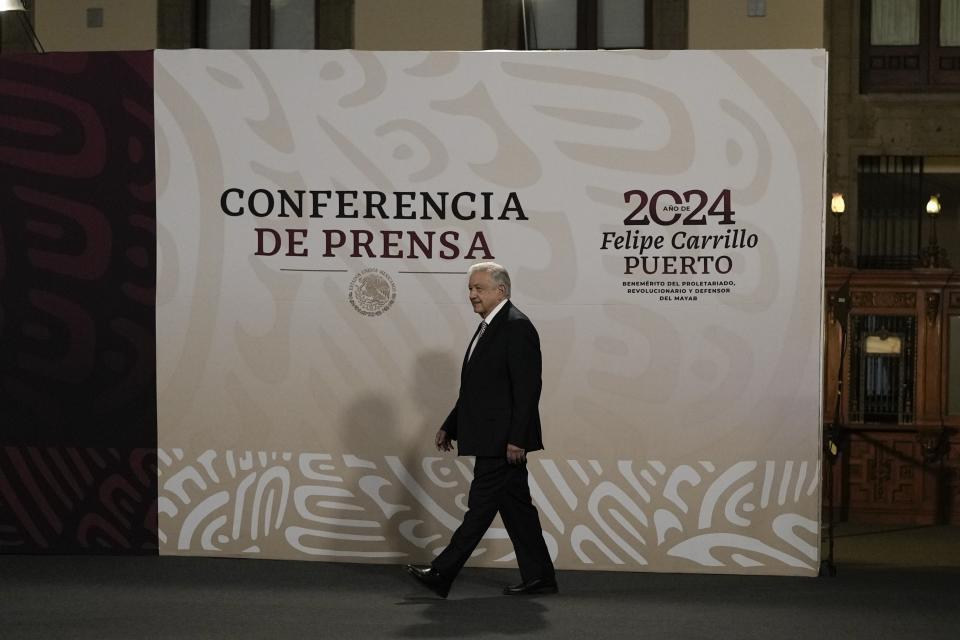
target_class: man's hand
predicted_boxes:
[435,429,454,452]
[506,443,526,465]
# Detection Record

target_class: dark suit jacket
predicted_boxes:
[441,300,544,456]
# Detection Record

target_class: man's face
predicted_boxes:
[468,270,506,317]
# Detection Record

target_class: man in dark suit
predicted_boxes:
[405,262,557,598]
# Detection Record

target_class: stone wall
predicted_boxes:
[827,0,960,262]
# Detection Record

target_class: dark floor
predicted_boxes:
[832,522,960,567]
[2,525,959,640]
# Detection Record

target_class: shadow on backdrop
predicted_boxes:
[339,347,459,561]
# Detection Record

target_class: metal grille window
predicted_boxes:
[849,314,917,423]
[857,156,925,269]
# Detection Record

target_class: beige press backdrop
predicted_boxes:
[154,49,827,575]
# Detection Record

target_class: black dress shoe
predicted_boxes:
[502,576,559,596]
[405,564,451,598]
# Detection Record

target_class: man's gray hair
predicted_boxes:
[469,262,511,297]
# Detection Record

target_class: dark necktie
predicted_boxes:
[469,321,487,360]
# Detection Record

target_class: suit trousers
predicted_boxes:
[432,456,554,582]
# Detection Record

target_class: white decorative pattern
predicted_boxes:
[159,449,820,573]
[154,50,827,577]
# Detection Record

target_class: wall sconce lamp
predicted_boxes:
[0,0,44,53]
[826,192,851,267]
[922,194,949,268]
[831,193,845,215]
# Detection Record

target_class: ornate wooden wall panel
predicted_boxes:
[826,267,959,525]
[844,431,937,524]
